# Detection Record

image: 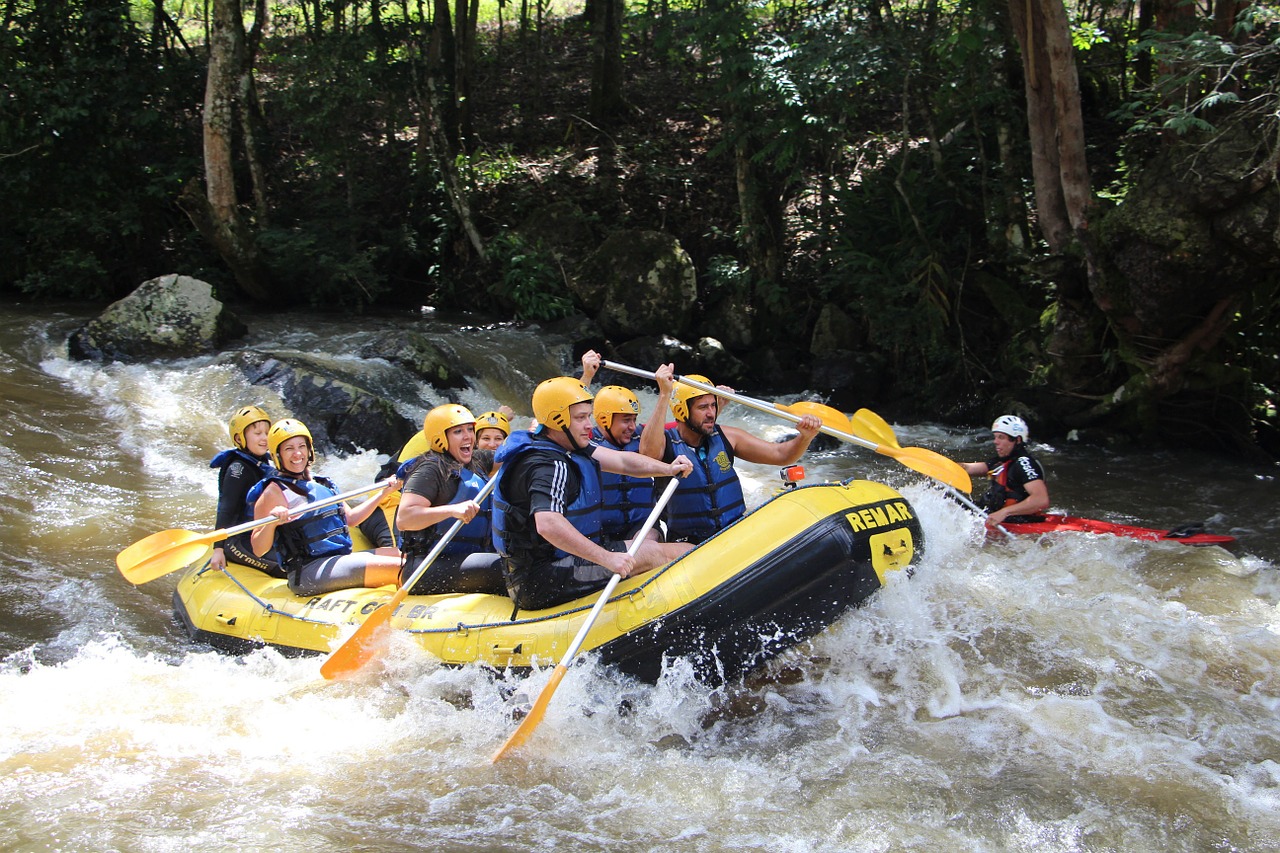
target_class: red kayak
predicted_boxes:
[1001,514,1236,547]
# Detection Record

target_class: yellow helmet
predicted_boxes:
[476,410,511,437]
[532,376,593,432]
[268,418,314,469]
[422,403,476,453]
[670,374,715,423]
[229,405,271,450]
[594,385,640,431]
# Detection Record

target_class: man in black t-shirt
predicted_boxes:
[491,377,692,611]
[962,414,1050,527]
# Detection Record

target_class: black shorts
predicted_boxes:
[514,539,628,611]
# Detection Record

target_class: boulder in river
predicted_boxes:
[225,350,416,458]
[67,274,247,363]
[357,330,468,389]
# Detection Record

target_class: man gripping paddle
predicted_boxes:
[638,363,822,545]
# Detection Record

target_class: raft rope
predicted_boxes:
[197,563,339,626]
[202,479,846,633]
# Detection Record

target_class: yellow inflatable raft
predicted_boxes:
[173,478,922,683]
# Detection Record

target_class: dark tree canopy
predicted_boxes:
[2,0,1278,454]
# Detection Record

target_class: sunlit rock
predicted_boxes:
[67,273,246,362]
[357,330,467,389]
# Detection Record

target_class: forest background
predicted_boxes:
[3,0,1278,458]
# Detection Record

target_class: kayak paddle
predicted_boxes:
[117,478,397,585]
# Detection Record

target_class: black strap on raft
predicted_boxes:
[1165,522,1206,539]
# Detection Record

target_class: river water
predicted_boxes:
[2,300,1278,851]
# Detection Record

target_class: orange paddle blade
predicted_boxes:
[491,664,568,762]
[117,528,221,585]
[780,401,852,434]
[319,586,409,680]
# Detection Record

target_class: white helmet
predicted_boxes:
[991,415,1029,442]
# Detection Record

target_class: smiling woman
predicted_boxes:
[246,419,404,596]
[394,403,505,595]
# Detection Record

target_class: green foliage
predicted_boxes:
[825,162,977,383]
[1,1,205,298]
[484,232,574,321]
[1114,22,1279,136]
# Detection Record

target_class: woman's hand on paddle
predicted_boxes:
[451,500,481,523]
[669,456,693,478]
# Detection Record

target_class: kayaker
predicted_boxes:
[491,376,693,612]
[475,407,513,451]
[961,415,1050,527]
[209,404,279,574]
[395,404,504,594]
[248,419,403,596]
[638,363,822,545]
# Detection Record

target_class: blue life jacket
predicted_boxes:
[246,473,351,565]
[491,430,604,562]
[398,452,493,556]
[591,425,654,537]
[664,425,745,542]
[210,448,275,523]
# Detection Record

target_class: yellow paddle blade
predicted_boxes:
[780,401,853,434]
[116,528,220,585]
[319,587,408,680]
[851,409,900,448]
[878,444,972,494]
[492,664,568,763]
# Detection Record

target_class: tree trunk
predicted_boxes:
[1008,0,1106,402]
[589,0,627,125]
[183,0,270,300]
[1007,0,1090,253]
[453,0,474,143]
[412,25,485,261]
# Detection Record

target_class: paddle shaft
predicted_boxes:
[220,477,398,543]
[491,476,681,762]
[558,475,679,664]
[318,474,501,680]
[400,473,501,592]
[117,477,400,585]
[948,484,1010,536]
[603,360,883,453]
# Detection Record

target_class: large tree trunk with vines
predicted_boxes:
[1008,0,1102,402]
[179,0,270,300]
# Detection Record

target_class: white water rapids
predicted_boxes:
[1,302,1278,851]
